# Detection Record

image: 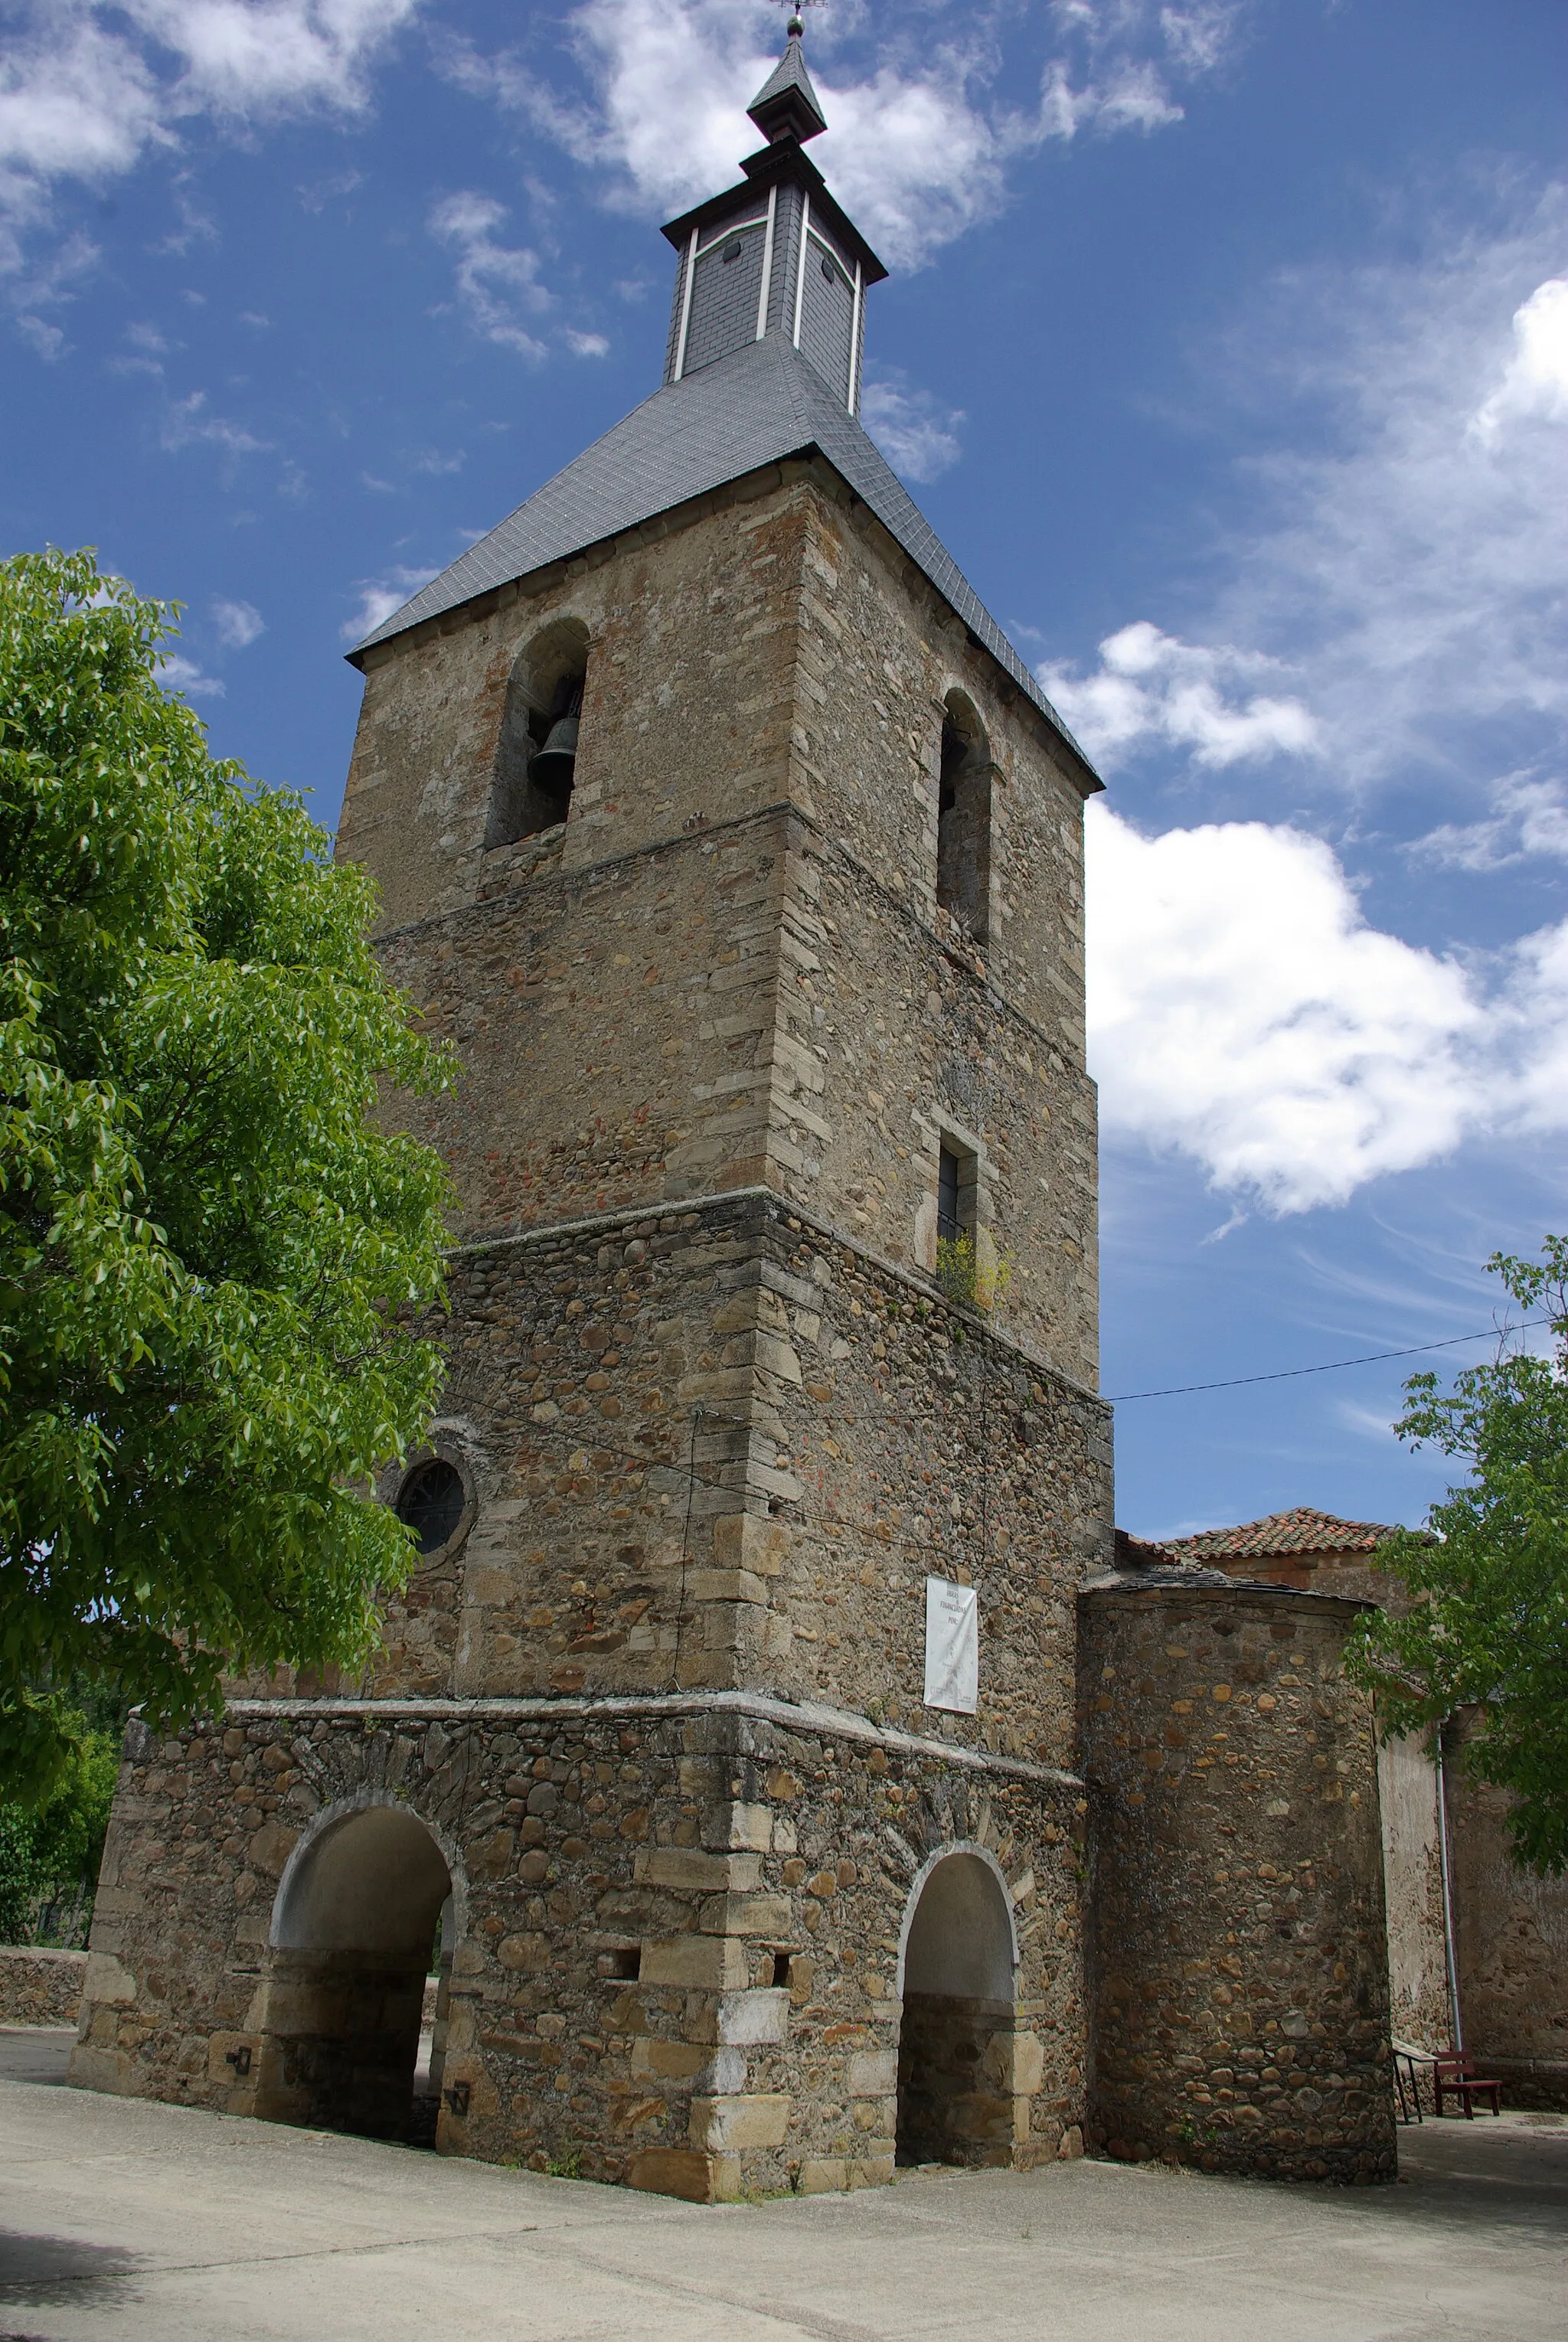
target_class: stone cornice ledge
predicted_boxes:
[225,1687,1083,1792]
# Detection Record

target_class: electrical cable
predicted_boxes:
[1107,1317,1553,1403]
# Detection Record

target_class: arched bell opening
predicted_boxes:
[253,1800,456,2146]
[486,616,591,849]
[936,691,992,944]
[895,1847,1018,2168]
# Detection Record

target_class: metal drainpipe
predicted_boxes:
[1435,1716,1463,2051]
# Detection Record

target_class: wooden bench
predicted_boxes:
[1432,2052,1503,2118]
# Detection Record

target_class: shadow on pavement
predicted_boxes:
[0,2232,142,2314]
[0,2032,76,2089]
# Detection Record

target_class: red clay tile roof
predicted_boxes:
[1164,1507,1403,1561]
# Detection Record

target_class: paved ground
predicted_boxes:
[2,2027,1564,2342]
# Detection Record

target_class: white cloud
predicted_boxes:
[0,1,419,273]
[861,376,964,484]
[130,0,420,115]
[1504,917,1568,1134]
[213,596,263,646]
[1041,211,1568,834]
[446,0,1250,273]
[158,649,224,696]
[1472,276,1568,442]
[1413,775,1568,873]
[1086,803,1568,1212]
[1044,622,1318,769]
[341,563,439,644]
[16,311,65,358]
[0,21,162,213]
[159,387,269,453]
[7,224,98,338]
[428,191,548,360]
[1200,220,1568,807]
[565,327,610,358]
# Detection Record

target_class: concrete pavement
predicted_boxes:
[2,2027,1564,2341]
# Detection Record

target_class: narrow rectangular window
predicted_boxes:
[938,1144,962,1245]
[936,697,991,944]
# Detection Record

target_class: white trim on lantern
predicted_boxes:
[755,183,778,341]
[847,256,864,413]
[673,226,698,381]
[792,191,810,349]
[695,212,767,262]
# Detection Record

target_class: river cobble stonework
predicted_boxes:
[1079,1571,1396,2181]
[75,1694,1086,2197]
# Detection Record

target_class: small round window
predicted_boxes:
[395,1459,466,1555]
[819,254,837,283]
[723,237,743,263]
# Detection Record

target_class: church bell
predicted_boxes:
[528,680,583,794]
[527,713,579,792]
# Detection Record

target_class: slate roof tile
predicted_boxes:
[350,335,1095,780]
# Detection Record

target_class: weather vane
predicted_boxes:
[773,0,822,34]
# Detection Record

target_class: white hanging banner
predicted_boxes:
[923,1576,978,1714]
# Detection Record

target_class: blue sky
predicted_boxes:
[5,0,1566,1540]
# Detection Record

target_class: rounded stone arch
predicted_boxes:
[487,612,594,849]
[935,688,994,943]
[269,1788,468,1954]
[256,1791,466,2143]
[894,1841,1020,2169]
[939,685,990,766]
[895,1840,1018,2001]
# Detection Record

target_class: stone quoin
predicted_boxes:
[71,21,1398,2193]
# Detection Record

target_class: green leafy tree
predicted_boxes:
[0,548,456,1804]
[1348,1236,1568,1874]
[0,1714,119,1944]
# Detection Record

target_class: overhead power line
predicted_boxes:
[1108,1318,1553,1403]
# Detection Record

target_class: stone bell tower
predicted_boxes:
[72,21,1115,2200]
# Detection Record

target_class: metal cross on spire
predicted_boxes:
[750,1,828,142]
[773,0,822,38]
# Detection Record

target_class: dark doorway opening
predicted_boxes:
[258,1805,453,2145]
[897,1851,1018,2167]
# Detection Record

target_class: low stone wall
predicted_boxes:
[1079,1573,1396,2184]
[0,1946,87,2027]
[1449,1734,1568,2101]
[1480,2058,1568,2112]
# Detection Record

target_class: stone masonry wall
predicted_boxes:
[72,1697,1087,2198]
[242,1191,1111,1778]
[341,463,1099,1384]
[1078,1578,1396,2181]
[0,1946,86,2027]
[1449,1716,1568,2108]
[1209,1541,1567,2086]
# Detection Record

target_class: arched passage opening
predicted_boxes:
[257,1801,454,2144]
[896,1847,1018,2167]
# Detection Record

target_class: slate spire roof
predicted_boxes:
[747,20,828,144]
[347,22,1097,782]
